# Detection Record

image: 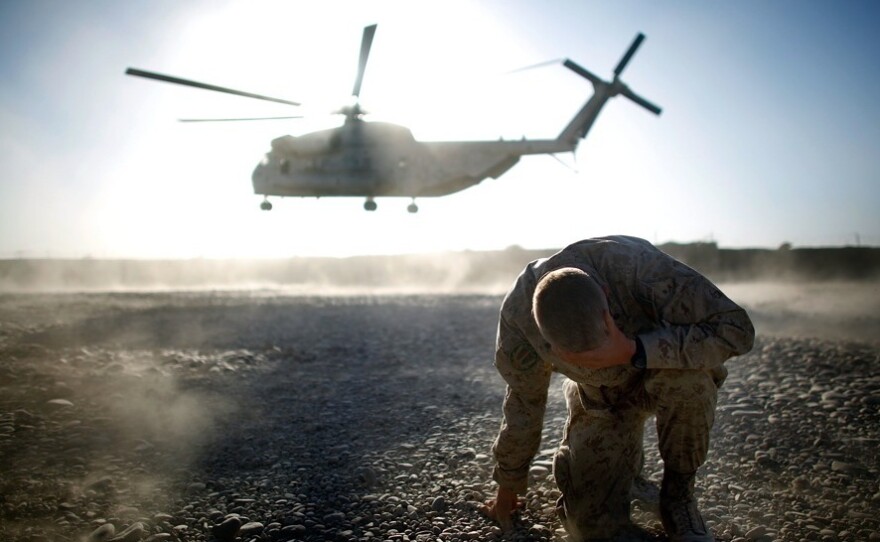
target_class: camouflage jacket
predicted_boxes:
[492,235,755,492]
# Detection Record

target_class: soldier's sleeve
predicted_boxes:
[491,313,553,493]
[636,256,755,370]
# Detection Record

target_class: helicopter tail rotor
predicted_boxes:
[562,33,661,116]
[556,32,661,144]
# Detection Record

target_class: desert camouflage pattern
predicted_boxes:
[490,236,754,536]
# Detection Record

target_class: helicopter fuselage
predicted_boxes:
[253,119,574,198]
[252,118,575,199]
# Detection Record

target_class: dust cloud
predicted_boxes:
[95,351,236,454]
[3,243,879,295]
[0,250,541,295]
[3,250,879,342]
[0,298,247,540]
[720,281,880,344]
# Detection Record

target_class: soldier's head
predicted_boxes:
[532,267,609,353]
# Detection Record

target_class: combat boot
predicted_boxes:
[659,469,714,542]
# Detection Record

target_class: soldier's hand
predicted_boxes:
[480,486,521,532]
[554,311,636,369]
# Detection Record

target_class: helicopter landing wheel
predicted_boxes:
[407,201,419,214]
[364,198,377,211]
[260,199,273,211]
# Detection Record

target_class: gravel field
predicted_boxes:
[0,285,878,542]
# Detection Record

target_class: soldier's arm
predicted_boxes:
[491,314,553,493]
[636,257,755,370]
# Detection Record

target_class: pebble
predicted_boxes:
[108,522,145,542]
[211,516,242,540]
[238,521,264,536]
[431,496,447,513]
[86,524,115,542]
[529,465,550,478]
[831,460,863,474]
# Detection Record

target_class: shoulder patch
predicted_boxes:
[510,343,540,372]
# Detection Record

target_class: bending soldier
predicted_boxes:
[482,235,755,542]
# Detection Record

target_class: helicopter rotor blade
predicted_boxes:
[178,116,305,122]
[619,86,662,115]
[563,59,602,86]
[613,33,645,77]
[125,68,301,107]
[351,24,377,98]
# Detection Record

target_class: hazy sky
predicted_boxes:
[1,0,878,258]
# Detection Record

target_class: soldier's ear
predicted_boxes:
[602,310,615,335]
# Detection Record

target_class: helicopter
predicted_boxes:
[126,24,661,213]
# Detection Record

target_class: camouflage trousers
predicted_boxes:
[553,367,726,540]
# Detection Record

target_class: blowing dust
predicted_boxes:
[720,280,880,344]
[0,300,246,540]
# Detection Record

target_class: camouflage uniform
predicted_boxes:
[491,236,754,540]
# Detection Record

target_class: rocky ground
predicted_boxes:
[0,287,878,542]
